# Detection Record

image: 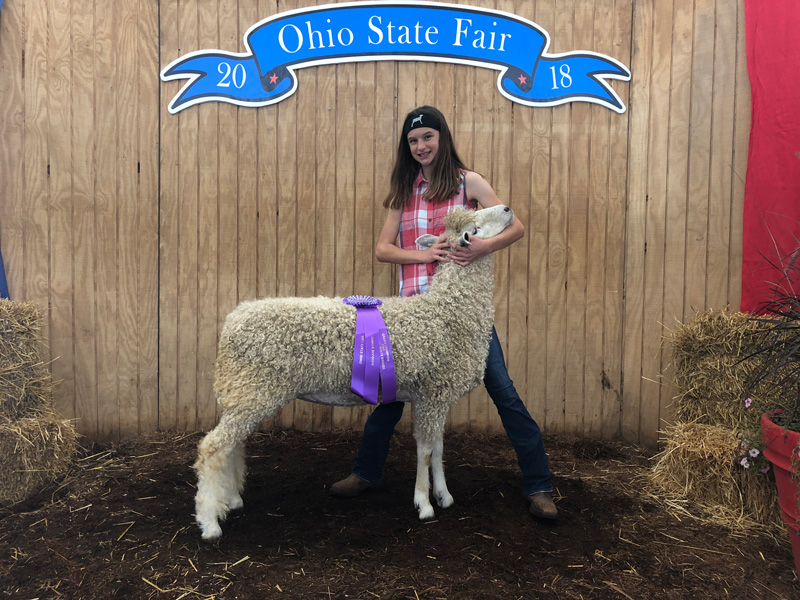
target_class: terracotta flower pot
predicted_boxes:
[761,410,800,573]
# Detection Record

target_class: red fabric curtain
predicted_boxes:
[741,0,800,313]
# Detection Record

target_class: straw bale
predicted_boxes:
[0,410,78,506]
[668,309,786,429]
[648,421,783,532]
[0,299,54,418]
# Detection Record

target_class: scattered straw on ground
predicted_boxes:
[0,299,55,419]
[646,420,784,536]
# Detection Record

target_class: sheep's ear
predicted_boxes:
[416,234,439,249]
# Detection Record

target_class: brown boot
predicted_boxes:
[528,492,558,520]
[328,474,384,498]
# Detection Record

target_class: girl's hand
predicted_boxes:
[425,239,451,263]
[449,236,491,266]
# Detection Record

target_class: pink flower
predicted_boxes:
[749,448,760,458]
[740,457,750,468]
[745,398,753,408]
[760,465,771,474]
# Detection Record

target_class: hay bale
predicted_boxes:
[0,299,55,418]
[668,309,787,429]
[649,421,783,532]
[0,410,78,506]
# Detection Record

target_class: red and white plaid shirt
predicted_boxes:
[398,169,476,297]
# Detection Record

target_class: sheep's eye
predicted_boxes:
[472,226,480,235]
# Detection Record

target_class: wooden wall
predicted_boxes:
[0,0,750,446]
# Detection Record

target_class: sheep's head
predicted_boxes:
[415,205,514,249]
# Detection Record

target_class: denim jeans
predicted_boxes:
[352,327,553,496]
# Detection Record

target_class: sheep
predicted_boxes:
[194,205,515,540]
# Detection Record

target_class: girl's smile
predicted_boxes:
[407,128,440,169]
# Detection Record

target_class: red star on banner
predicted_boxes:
[269,73,279,84]
[518,74,527,85]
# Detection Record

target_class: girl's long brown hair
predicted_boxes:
[383,106,468,209]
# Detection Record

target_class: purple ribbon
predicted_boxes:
[343,296,397,405]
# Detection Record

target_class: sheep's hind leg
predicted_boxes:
[431,435,454,509]
[194,404,268,540]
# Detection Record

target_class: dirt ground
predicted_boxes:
[0,429,797,599]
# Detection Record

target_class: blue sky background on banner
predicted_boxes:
[162,1,631,114]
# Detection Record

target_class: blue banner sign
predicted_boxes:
[162,1,631,114]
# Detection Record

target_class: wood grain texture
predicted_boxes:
[0,0,751,446]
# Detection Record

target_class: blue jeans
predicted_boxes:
[352,327,553,496]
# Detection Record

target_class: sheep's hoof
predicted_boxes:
[199,521,223,541]
[417,505,436,521]
[228,495,244,511]
[436,492,454,509]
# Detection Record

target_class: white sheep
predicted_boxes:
[194,205,515,539]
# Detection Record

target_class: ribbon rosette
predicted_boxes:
[343,296,397,405]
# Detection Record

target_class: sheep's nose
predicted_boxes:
[503,206,510,212]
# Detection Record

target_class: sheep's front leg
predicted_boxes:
[412,402,451,520]
[431,435,454,509]
[414,439,436,521]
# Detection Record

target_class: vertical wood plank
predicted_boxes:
[48,0,77,424]
[640,0,673,447]
[621,0,652,443]
[93,3,123,439]
[116,0,142,439]
[0,0,25,303]
[564,0,591,437]
[238,0,260,306]
[707,0,737,309]
[72,0,98,436]
[602,0,632,439]
[545,0,573,435]
[584,0,613,438]
[0,0,23,297]
[176,0,200,431]
[137,0,160,434]
[660,0,693,432]
[159,0,180,431]
[22,0,52,350]
[195,0,221,431]
[684,0,715,316]
[529,0,556,437]
[729,0,749,308]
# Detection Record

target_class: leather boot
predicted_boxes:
[329,474,384,498]
[528,492,558,520]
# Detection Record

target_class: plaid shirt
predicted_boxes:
[398,169,475,297]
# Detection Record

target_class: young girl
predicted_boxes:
[330,106,557,519]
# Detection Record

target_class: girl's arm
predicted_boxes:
[375,208,451,265]
[449,171,525,266]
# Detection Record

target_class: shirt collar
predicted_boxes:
[414,169,428,187]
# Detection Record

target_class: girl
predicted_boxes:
[330,106,557,519]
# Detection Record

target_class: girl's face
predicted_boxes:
[407,127,440,168]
